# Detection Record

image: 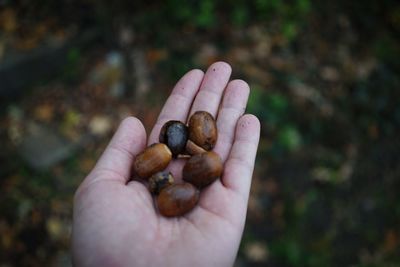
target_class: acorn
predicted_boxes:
[148,171,174,195]
[157,183,199,217]
[183,151,223,189]
[159,120,188,157]
[133,143,172,179]
[187,111,217,154]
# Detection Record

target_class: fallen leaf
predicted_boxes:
[244,241,269,262]
[89,115,112,136]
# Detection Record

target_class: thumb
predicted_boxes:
[82,116,147,187]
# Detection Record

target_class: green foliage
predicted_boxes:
[248,86,289,126]
[373,34,400,69]
[255,0,284,17]
[253,0,311,41]
[231,5,249,26]
[164,0,216,29]
[248,86,303,153]
[279,240,302,266]
[278,125,302,151]
[247,85,266,120]
[282,22,297,42]
[62,48,82,81]
[267,188,334,267]
[160,50,195,80]
[195,0,216,28]
[270,236,332,266]
[166,0,192,22]
[126,0,313,41]
[267,93,289,113]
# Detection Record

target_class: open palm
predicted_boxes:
[72,62,260,267]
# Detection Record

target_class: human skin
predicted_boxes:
[72,62,261,267]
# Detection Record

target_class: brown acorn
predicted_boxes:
[182,151,223,189]
[157,183,199,217]
[188,111,217,151]
[133,143,172,179]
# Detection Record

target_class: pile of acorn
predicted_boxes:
[133,111,223,217]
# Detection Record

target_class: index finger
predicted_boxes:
[147,69,204,145]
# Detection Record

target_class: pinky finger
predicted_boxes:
[222,114,260,197]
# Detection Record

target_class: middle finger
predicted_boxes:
[188,61,232,118]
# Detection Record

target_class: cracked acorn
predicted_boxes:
[148,171,174,195]
[133,111,222,217]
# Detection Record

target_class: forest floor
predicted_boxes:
[0,2,399,266]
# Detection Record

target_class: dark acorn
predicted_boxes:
[159,120,189,157]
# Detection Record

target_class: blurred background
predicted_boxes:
[0,0,399,266]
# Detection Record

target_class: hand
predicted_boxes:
[72,62,260,267]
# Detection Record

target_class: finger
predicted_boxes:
[222,114,260,196]
[148,69,204,145]
[214,79,250,162]
[189,61,232,117]
[189,115,259,226]
[85,117,147,184]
